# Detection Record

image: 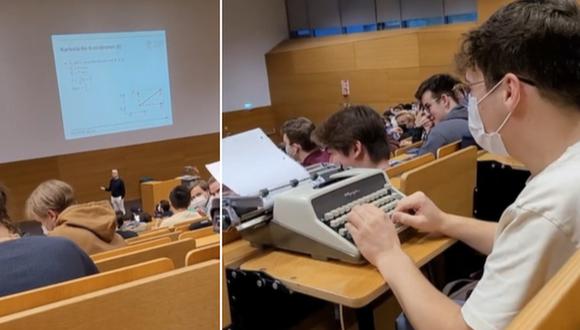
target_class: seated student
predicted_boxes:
[346,1,580,329]
[208,177,220,197]
[114,211,138,239]
[313,105,391,170]
[188,180,211,215]
[0,185,98,297]
[160,185,201,228]
[26,180,126,255]
[120,211,152,234]
[395,111,423,143]
[414,108,434,141]
[414,74,476,156]
[180,165,200,190]
[281,117,330,166]
[154,200,174,218]
[382,110,402,151]
[187,181,219,231]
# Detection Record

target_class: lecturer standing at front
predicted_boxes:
[100,169,126,215]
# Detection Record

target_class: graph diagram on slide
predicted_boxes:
[120,88,167,117]
[52,30,173,140]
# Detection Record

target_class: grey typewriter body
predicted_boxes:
[233,166,408,264]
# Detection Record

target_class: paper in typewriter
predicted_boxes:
[205,161,221,183]
[222,128,309,196]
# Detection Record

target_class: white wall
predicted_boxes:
[0,0,219,163]
[223,0,288,112]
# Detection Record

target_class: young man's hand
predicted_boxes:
[346,204,402,266]
[416,111,434,131]
[391,192,447,235]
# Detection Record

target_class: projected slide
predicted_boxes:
[52,31,173,140]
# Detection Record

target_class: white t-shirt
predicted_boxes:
[462,141,580,330]
[159,210,201,228]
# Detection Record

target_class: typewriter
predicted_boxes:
[223,164,410,264]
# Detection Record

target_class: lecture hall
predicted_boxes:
[0,1,220,329]
[222,0,580,329]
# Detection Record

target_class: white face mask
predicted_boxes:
[468,78,514,156]
[190,195,209,210]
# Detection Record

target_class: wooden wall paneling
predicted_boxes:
[0,133,219,220]
[271,103,348,128]
[265,51,295,77]
[417,24,476,67]
[418,65,457,79]
[222,107,281,142]
[270,71,353,106]
[477,0,513,22]
[0,157,60,222]
[346,70,392,104]
[56,148,130,206]
[291,43,356,74]
[354,33,420,70]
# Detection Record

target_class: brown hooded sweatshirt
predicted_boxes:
[48,200,126,255]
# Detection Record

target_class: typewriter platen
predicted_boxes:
[225,164,410,264]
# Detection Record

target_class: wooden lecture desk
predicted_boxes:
[225,211,455,329]
[224,154,466,329]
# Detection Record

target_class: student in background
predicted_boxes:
[281,117,330,167]
[414,74,476,156]
[394,111,423,143]
[154,199,173,218]
[382,109,402,151]
[313,105,391,170]
[346,1,580,329]
[415,109,434,141]
[119,211,152,234]
[180,165,200,190]
[208,177,220,197]
[27,180,126,254]
[160,185,202,228]
[100,169,126,215]
[115,211,138,239]
[0,184,98,297]
[189,180,211,215]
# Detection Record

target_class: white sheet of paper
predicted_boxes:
[222,128,309,196]
[205,161,221,183]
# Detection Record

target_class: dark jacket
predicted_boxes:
[401,127,424,143]
[417,105,476,156]
[0,236,98,297]
[106,178,125,198]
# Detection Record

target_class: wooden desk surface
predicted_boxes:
[390,154,413,163]
[223,239,262,268]
[477,152,526,170]
[238,234,455,308]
